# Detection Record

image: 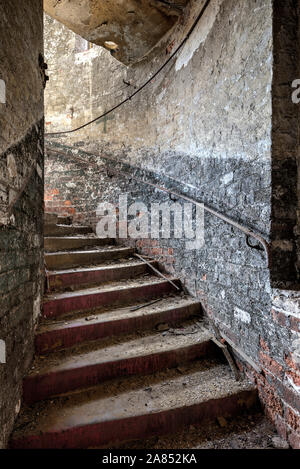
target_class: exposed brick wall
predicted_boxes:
[45,147,107,227]
[0,0,44,448]
[44,0,300,446]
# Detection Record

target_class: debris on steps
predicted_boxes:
[11,360,259,449]
[9,220,267,449]
[109,412,278,450]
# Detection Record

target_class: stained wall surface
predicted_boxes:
[45,0,300,447]
[0,0,44,448]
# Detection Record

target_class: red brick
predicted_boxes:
[257,379,283,420]
[166,40,175,54]
[286,407,300,432]
[281,382,300,413]
[259,351,283,378]
[289,430,300,449]
[272,309,288,327]
[151,248,163,256]
[260,337,270,352]
[150,240,159,247]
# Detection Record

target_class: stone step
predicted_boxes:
[44,213,58,224]
[36,297,201,353]
[47,259,156,292]
[44,224,93,237]
[45,247,134,270]
[57,216,72,225]
[43,276,181,318]
[44,236,114,253]
[11,361,258,449]
[44,215,72,226]
[23,327,216,404]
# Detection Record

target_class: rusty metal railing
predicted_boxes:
[45,145,271,267]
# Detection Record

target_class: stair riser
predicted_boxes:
[57,216,72,225]
[36,303,201,353]
[44,225,92,237]
[43,280,181,318]
[45,238,113,253]
[48,263,154,292]
[10,390,259,449]
[23,341,217,404]
[45,249,134,270]
[45,214,58,224]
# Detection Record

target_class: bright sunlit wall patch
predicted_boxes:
[0,79,6,104]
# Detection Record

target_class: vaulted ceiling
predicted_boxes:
[44,0,189,65]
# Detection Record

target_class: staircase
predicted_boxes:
[10,217,260,449]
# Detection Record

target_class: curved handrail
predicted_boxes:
[45,145,271,266]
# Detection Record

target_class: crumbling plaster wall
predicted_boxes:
[44,0,187,65]
[0,0,44,448]
[44,14,128,139]
[45,0,300,446]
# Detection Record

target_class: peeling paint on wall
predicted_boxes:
[175,0,223,71]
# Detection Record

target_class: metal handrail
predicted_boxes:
[46,144,271,266]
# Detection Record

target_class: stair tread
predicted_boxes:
[44,275,179,302]
[44,225,93,237]
[45,236,103,240]
[45,246,132,257]
[28,325,211,377]
[45,224,92,231]
[12,223,258,448]
[48,224,91,228]
[38,296,200,334]
[47,258,155,276]
[45,247,134,269]
[13,360,253,439]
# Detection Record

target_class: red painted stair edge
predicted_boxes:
[35,302,201,353]
[43,279,181,318]
[11,390,259,449]
[23,340,218,405]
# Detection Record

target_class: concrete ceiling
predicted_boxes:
[44,0,189,65]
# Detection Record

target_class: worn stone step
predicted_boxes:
[45,247,134,270]
[47,259,157,292]
[23,327,216,404]
[57,216,72,225]
[36,297,201,353]
[43,276,181,318]
[44,236,115,253]
[44,213,58,224]
[11,361,258,449]
[44,224,93,237]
